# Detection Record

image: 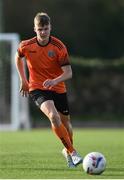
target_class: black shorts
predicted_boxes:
[29,89,70,115]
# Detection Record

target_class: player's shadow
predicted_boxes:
[106,167,124,178]
[0,167,78,171]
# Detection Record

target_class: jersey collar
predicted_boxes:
[36,36,51,47]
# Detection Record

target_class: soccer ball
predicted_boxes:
[82,152,106,175]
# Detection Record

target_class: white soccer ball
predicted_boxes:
[82,152,106,175]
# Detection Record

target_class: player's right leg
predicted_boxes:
[30,90,74,152]
[62,148,75,168]
[41,100,83,166]
[58,112,75,167]
[58,113,83,166]
[40,100,75,152]
[40,100,83,166]
[30,90,83,166]
[59,113,73,144]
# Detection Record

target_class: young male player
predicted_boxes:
[15,12,83,168]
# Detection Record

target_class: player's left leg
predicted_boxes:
[54,92,83,166]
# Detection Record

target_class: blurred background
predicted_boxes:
[0,0,124,129]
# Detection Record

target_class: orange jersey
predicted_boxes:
[17,36,70,93]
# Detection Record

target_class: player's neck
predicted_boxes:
[37,37,50,46]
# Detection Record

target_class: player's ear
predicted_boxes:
[50,24,52,31]
[34,26,36,33]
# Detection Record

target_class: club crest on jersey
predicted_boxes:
[48,50,55,58]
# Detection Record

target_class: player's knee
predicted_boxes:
[48,112,61,126]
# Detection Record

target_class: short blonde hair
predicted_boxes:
[34,12,51,26]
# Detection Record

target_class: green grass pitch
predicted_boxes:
[0,128,124,179]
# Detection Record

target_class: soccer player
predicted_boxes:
[15,12,82,168]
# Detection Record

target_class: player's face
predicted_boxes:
[34,23,51,41]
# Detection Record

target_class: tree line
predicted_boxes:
[3,0,124,59]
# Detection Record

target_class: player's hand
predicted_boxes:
[43,79,57,89]
[20,80,29,97]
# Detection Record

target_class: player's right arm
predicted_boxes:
[15,52,29,97]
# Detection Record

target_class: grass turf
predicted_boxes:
[0,128,124,179]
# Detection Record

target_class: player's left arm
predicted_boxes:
[54,64,72,83]
[43,65,72,89]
